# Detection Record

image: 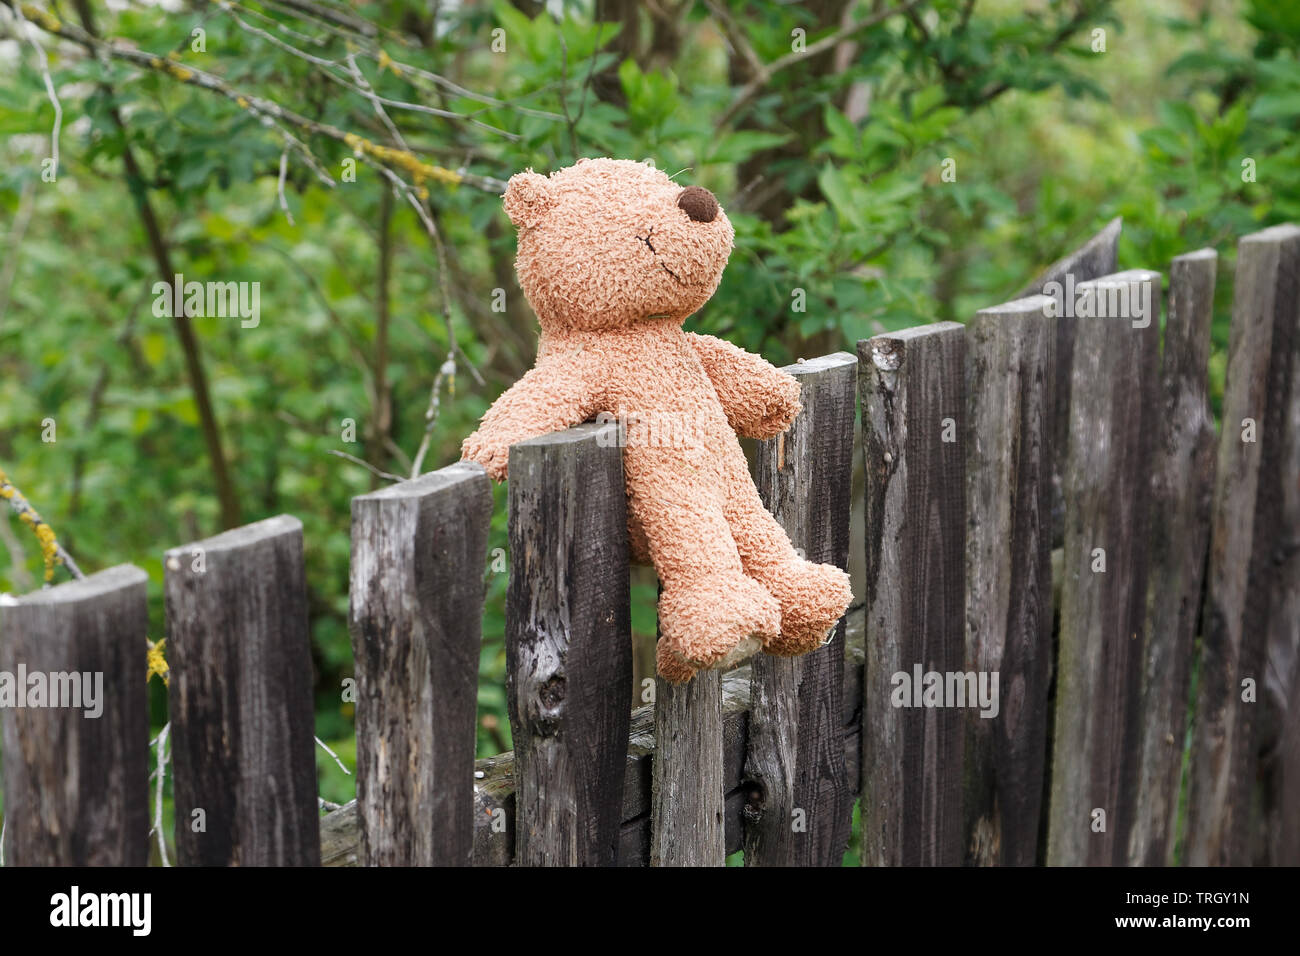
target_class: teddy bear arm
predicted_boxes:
[461,358,599,480]
[685,333,803,439]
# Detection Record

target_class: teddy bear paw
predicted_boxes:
[460,434,510,481]
[749,377,803,439]
[758,559,853,656]
[656,572,780,677]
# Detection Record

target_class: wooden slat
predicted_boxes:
[506,422,632,866]
[744,352,857,866]
[1047,270,1161,866]
[1016,217,1122,546]
[1186,224,1300,864]
[651,669,726,866]
[349,462,493,865]
[165,515,320,866]
[0,566,149,865]
[858,323,966,866]
[963,296,1055,866]
[1129,250,1218,866]
[1258,231,1300,864]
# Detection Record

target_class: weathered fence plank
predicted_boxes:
[1129,249,1218,866]
[859,323,966,866]
[1258,237,1300,864]
[1017,218,1122,546]
[1186,224,1300,865]
[0,565,149,866]
[651,668,726,866]
[506,422,632,866]
[1047,270,1161,866]
[743,352,857,866]
[963,296,1055,866]
[165,514,320,866]
[349,462,493,865]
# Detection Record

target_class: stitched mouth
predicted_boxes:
[638,229,704,287]
[660,261,691,285]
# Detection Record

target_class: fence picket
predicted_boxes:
[859,323,967,866]
[1129,250,1218,866]
[506,422,632,866]
[0,565,149,865]
[743,352,857,866]
[1186,224,1300,865]
[165,514,320,866]
[350,462,492,865]
[1047,270,1161,866]
[963,297,1055,866]
[650,669,726,866]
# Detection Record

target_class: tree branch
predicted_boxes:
[715,0,926,130]
[10,3,507,194]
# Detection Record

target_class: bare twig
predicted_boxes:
[150,722,171,867]
[276,146,295,225]
[214,1,522,140]
[11,3,61,178]
[326,449,403,483]
[315,736,351,775]
[409,355,456,478]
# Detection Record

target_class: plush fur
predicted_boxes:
[462,158,853,681]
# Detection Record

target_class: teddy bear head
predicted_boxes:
[503,158,735,332]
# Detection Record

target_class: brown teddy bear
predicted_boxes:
[462,158,852,681]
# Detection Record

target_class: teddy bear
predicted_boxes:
[462,158,852,682]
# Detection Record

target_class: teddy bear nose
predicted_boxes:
[678,186,719,223]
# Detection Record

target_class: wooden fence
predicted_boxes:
[1,222,1297,866]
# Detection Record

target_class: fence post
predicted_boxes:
[1261,233,1300,865]
[1186,224,1300,865]
[1046,269,1161,866]
[165,514,320,866]
[507,422,632,866]
[743,352,857,866]
[1129,249,1218,866]
[963,297,1055,866]
[651,667,726,866]
[350,462,492,865]
[858,323,967,866]
[0,565,149,865]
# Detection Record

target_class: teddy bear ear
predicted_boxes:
[503,170,554,230]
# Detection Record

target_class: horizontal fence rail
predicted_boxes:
[1,221,1297,868]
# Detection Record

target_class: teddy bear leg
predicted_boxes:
[724,485,853,656]
[631,484,781,681]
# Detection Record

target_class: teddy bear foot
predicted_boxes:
[655,632,764,684]
[757,559,853,657]
[656,639,697,684]
[656,573,780,679]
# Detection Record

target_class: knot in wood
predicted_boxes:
[741,780,766,823]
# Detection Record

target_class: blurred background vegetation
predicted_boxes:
[0,0,1297,862]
